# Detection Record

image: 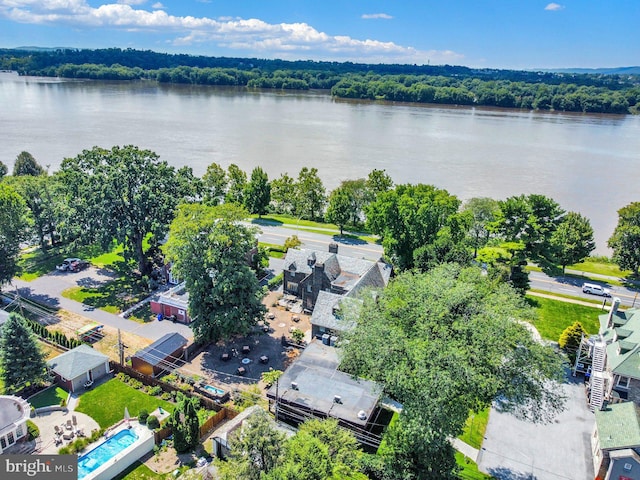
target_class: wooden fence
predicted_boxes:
[154,406,238,445]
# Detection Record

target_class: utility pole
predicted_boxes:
[118,329,127,365]
[275,377,279,422]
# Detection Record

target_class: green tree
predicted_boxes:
[270,173,296,214]
[244,167,271,217]
[558,321,586,364]
[366,168,393,196]
[0,314,48,394]
[462,197,499,257]
[0,160,7,179]
[13,151,45,176]
[338,179,370,227]
[163,203,266,343]
[551,212,595,273]
[365,184,460,270]
[226,164,247,205]
[296,167,326,221]
[265,419,366,480]
[492,194,565,271]
[283,235,302,252]
[59,145,181,275]
[340,264,565,478]
[168,394,200,453]
[175,166,203,203]
[0,183,30,287]
[325,187,352,235]
[202,162,228,206]
[608,202,640,275]
[5,174,62,250]
[218,408,286,480]
[477,241,529,295]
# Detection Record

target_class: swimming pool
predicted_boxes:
[77,429,138,479]
[203,385,225,396]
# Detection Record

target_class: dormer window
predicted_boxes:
[616,376,630,389]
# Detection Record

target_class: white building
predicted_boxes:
[0,395,31,452]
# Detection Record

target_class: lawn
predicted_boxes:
[250,214,378,242]
[526,296,602,341]
[62,275,149,314]
[18,242,129,281]
[455,452,494,479]
[568,257,631,278]
[114,462,169,480]
[75,378,174,428]
[459,408,490,450]
[28,386,68,409]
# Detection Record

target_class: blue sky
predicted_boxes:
[0,1,637,69]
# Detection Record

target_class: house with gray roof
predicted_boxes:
[266,340,387,449]
[131,332,188,377]
[47,344,110,392]
[282,243,391,315]
[310,291,360,339]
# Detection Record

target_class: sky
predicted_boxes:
[0,1,637,70]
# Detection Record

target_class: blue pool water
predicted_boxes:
[78,429,138,479]
[203,385,225,395]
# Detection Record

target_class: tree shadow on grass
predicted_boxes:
[251,217,284,227]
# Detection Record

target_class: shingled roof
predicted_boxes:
[47,345,109,381]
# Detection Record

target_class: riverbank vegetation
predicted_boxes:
[1,47,638,114]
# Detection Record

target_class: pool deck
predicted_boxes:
[30,409,100,454]
[79,421,155,480]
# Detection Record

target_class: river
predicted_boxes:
[1,72,639,254]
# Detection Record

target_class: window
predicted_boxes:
[307,284,312,293]
[287,282,298,293]
[7,432,14,445]
[616,376,631,389]
[15,424,25,439]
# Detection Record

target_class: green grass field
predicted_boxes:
[526,296,602,341]
[459,408,490,450]
[114,462,170,480]
[28,386,69,409]
[455,452,494,479]
[75,378,174,428]
[62,275,149,314]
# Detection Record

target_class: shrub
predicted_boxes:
[261,369,283,388]
[268,272,284,290]
[138,409,149,425]
[26,420,40,441]
[290,328,305,344]
[147,415,160,429]
[559,321,586,363]
[160,392,172,401]
[148,386,162,396]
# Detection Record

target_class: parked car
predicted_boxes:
[56,258,90,272]
[582,282,611,297]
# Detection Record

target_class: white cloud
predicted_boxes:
[151,2,163,9]
[361,13,393,20]
[0,1,462,64]
[544,3,564,11]
[117,0,146,5]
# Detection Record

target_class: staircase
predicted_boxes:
[589,341,607,411]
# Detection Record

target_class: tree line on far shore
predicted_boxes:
[1,47,639,114]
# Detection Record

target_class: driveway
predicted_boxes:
[478,375,594,480]
[9,267,193,341]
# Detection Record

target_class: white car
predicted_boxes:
[56,258,89,272]
[582,282,611,297]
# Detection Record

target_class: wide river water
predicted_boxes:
[1,72,639,254]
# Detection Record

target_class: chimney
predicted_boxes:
[607,297,622,329]
[291,382,298,390]
[333,395,342,404]
[328,243,338,254]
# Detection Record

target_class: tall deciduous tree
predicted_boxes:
[226,164,247,205]
[0,314,48,393]
[13,151,45,176]
[340,264,565,478]
[0,183,30,287]
[365,184,460,270]
[59,145,181,275]
[325,187,352,235]
[202,162,228,206]
[366,168,393,196]
[265,419,366,480]
[0,160,7,179]
[551,212,595,273]
[218,409,286,480]
[163,203,266,343]
[462,197,500,257]
[270,173,296,214]
[296,167,326,221]
[244,167,271,217]
[608,202,640,275]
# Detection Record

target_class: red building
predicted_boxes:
[150,282,191,324]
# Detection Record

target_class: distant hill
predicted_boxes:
[545,67,640,75]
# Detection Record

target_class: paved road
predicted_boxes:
[479,375,594,480]
[8,267,193,341]
[254,223,384,261]
[529,271,640,307]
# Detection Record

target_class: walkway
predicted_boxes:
[452,438,480,463]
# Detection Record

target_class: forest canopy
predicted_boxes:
[1,47,638,114]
